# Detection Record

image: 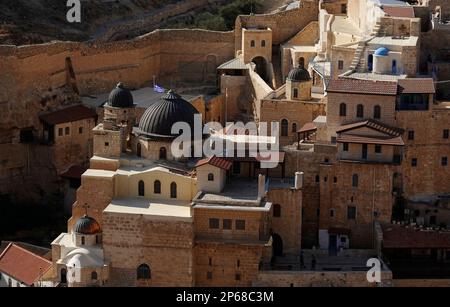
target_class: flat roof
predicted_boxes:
[331,16,363,36]
[104,197,192,220]
[82,169,116,178]
[369,36,418,47]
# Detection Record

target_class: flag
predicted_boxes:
[154,84,165,93]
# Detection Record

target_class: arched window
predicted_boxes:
[81,236,85,245]
[292,123,298,133]
[357,104,364,118]
[136,143,142,158]
[91,271,98,281]
[293,88,299,98]
[137,264,151,280]
[250,40,255,47]
[170,182,177,199]
[138,180,145,196]
[299,57,305,69]
[352,174,359,187]
[339,103,347,116]
[95,235,99,244]
[159,147,167,160]
[273,204,281,217]
[281,119,289,137]
[154,180,161,194]
[374,105,381,119]
[261,40,266,47]
[208,173,214,181]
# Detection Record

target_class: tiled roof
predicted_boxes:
[218,58,248,70]
[382,224,450,249]
[39,104,97,125]
[382,6,415,18]
[327,79,398,95]
[196,156,233,171]
[298,122,317,133]
[336,119,404,145]
[0,243,52,286]
[398,78,435,94]
[337,134,405,146]
[336,119,404,136]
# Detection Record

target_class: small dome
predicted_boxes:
[287,67,311,82]
[137,90,199,139]
[108,83,134,108]
[73,215,101,235]
[374,47,389,57]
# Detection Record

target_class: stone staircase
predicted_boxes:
[271,51,284,90]
[349,41,367,72]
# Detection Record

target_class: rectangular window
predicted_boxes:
[444,129,449,139]
[233,162,241,174]
[235,273,241,281]
[375,145,382,154]
[209,218,220,229]
[79,127,83,134]
[338,60,344,70]
[207,272,213,280]
[235,220,246,230]
[343,143,349,151]
[58,128,63,136]
[442,157,448,167]
[105,142,109,147]
[411,158,418,167]
[330,209,335,218]
[223,219,232,230]
[347,206,357,220]
[408,131,415,140]
[65,127,70,135]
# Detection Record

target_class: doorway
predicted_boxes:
[61,268,67,284]
[362,144,368,160]
[329,234,338,256]
[272,233,283,257]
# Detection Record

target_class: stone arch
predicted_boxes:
[251,56,269,83]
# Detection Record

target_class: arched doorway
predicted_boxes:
[272,233,283,257]
[61,268,67,284]
[251,56,268,83]
[392,60,397,74]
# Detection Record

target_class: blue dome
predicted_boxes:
[374,47,389,57]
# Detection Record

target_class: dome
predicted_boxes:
[63,248,104,268]
[73,215,101,235]
[137,90,199,139]
[287,66,311,82]
[374,47,389,57]
[107,83,134,108]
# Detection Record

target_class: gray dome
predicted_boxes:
[137,90,199,139]
[108,83,134,108]
[287,67,311,82]
[73,215,101,235]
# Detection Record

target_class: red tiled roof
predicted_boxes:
[327,79,398,95]
[383,6,415,18]
[336,119,404,136]
[337,134,405,146]
[382,224,450,249]
[398,78,435,94]
[0,243,52,286]
[39,104,97,125]
[61,165,87,180]
[196,156,233,171]
[336,119,404,145]
[298,122,317,133]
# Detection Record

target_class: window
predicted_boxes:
[324,176,328,182]
[293,88,299,98]
[81,236,85,245]
[250,40,255,47]
[154,180,161,194]
[65,127,70,135]
[79,127,83,134]
[444,129,449,139]
[299,57,305,68]
[338,60,344,70]
[237,260,240,267]
[333,177,337,183]
[339,103,347,116]
[208,173,214,181]
[356,104,364,118]
[347,206,357,220]
[236,220,246,230]
[223,219,232,230]
[138,180,145,196]
[209,218,220,229]
[273,204,281,217]
[105,142,109,147]
[235,273,241,281]
[292,123,297,133]
[343,143,349,151]
[315,175,320,183]
[408,131,415,140]
[261,40,266,47]
[137,264,151,280]
[442,157,448,166]
[96,235,99,244]
[58,128,63,136]
[352,174,359,187]
[373,105,381,119]
[159,147,167,160]
[170,182,177,198]
[207,272,213,280]
[375,145,382,154]
[330,209,335,217]
[209,258,212,266]
[281,119,289,137]
[8,278,12,287]
[91,271,98,281]
[412,158,418,167]
[341,3,347,14]
[136,143,142,157]
[233,162,241,174]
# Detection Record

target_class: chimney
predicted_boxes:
[295,172,304,189]
[258,174,266,198]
